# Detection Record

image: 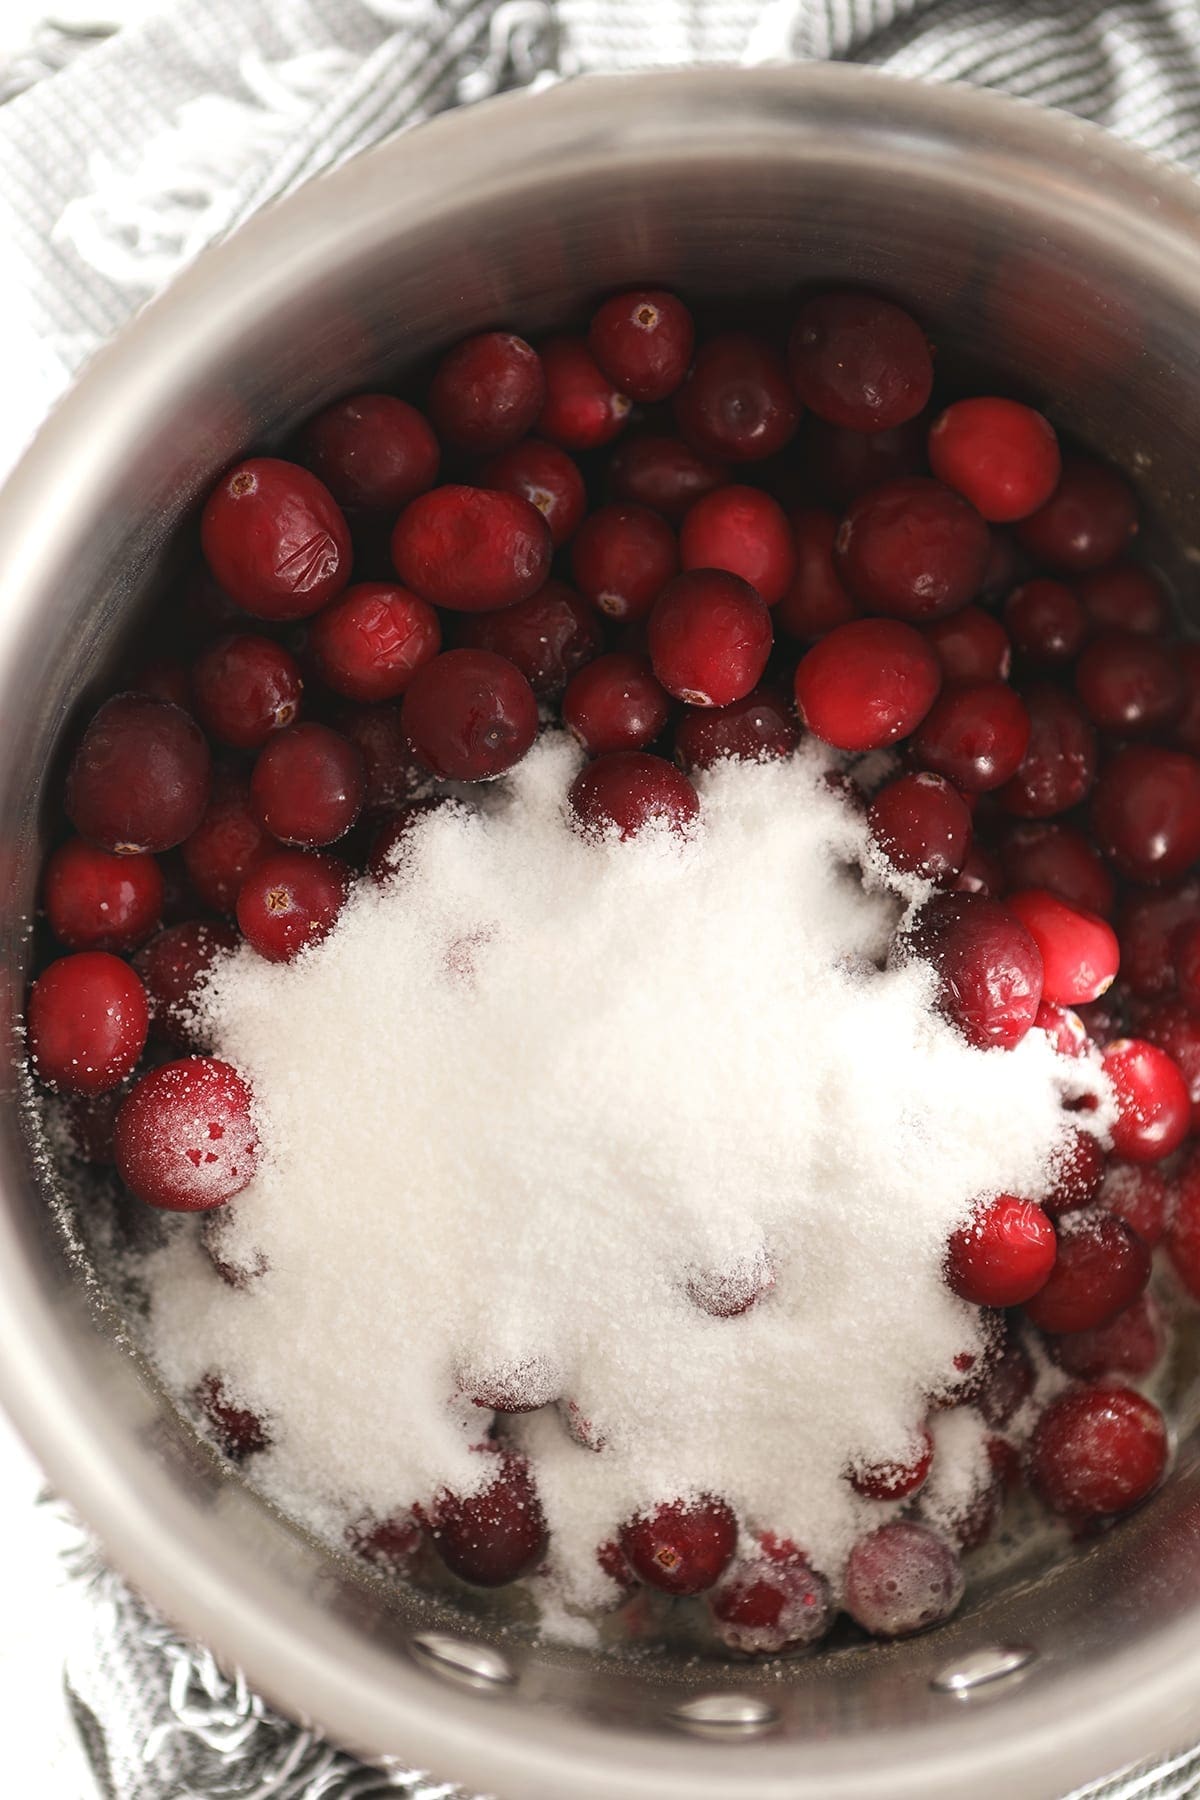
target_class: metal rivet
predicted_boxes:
[409,1632,516,1691]
[669,1693,780,1738]
[930,1644,1037,1696]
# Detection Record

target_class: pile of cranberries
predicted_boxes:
[26,282,1200,1655]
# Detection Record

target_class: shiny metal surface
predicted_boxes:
[1,64,1200,1800]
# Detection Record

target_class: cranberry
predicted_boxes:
[391,486,552,613]
[673,332,799,463]
[793,618,941,752]
[308,584,441,704]
[1048,1294,1165,1381]
[912,680,1030,793]
[849,1428,934,1501]
[1117,881,1200,998]
[1100,1160,1169,1247]
[1022,1212,1150,1334]
[401,649,538,782]
[835,477,990,622]
[570,503,679,622]
[1034,1000,1091,1060]
[996,685,1096,819]
[928,397,1060,522]
[1136,998,1200,1132]
[114,1056,257,1210]
[28,952,148,1096]
[1173,641,1200,755]
[182,774,271,914]
[130,658,192,710]
[1044,1128,1107,1216]
[788,292,931,431]
[202,1206,269,1289]
[1028,1384,1166,1518]
[1075,562,1170,637]
[953,841,1004,898]
[43,838,163,952]
[804,415,927,506]
[619,1495,737,1595]
[607,435,729,522]
[192,633,303,750]
[1175,919,1200,1010]
[1103,1037,1191,1163]
[895,893,1043,1051]
[1003,580,1087,666]
[924,607,1011,684]
[1075,631,1183,737]
[236,849,349,962]
[679,486,795,607]
[774,508,858,640]
[201,457,351,619]
[946,1195,1056,1307]
[1004,888,1118,1006]
[428,331,544,452]
[456,581,602,698]
[297,393,439,512]
[368,799,448,881]
[195,1372,271,1461]
[867,772,971,888]
[999,821,1114,919]
[647,570,772,708]
[568,752,698,840]
[976,1333,1035,1428]
[1166,1147,1200,1294]
[685,1250,774,1318]
[135,920,238,1047]
[536,335,630,450]
[708,1553,833,1654]
[334,703,426,810]
[562,653,670,756]
[479,438,586,547]
[588,289,694,402]
[422,1450,547,1587]
[675,686,798,771]
[843,1522,964,1639]
[346,1511,421,1573]
[250,722,364,847]
[66,694,211,855]
[1016,456,1138,572]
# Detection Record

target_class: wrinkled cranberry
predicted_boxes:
[709,1552,833,1654]
[607,435,729,522]
[849,1428,934,1501]
[929,396,1060,522]
[924,606,1011,684]
[236,849,349,962]
[675,686,799,771]
[673,332,798,462]
[28,952,148,1096]
[946,1195,1056,1306]
[401,649,538,782]
[201,457,351,619]
[536,335,631,450]
[456,580,602,697]
[392,485,552,612]
[251,722,364,847]
[479,438,586,547]
[562,653,671,756]
[912,679,1030,793]
[1103,1037,1191,1163]
[569,752,699,840]
[308,583,441,704]
[648,570,772,708]
[999,821,1114,918]
[1017,456,1138,572]
[571,503,679,623]
[1004,579,1086,666]
[192,633,303,750]
[843,1522,964,1639]
[868,772,971,888]
[1028,1384,1166,1518]
[588,289,694,402]
[789,292,932,431]
[428,331,544,452]
[774,508,858,640]
[1074,562,1170,637]
[423,1449,547,1587]
[835,477,990,622]
[114,1056,258,1210]
[619,1495,737,1595]
[135,920,238,1048]
[182,774,271,914]
[996,685,1096,819]
[1048,1294,1165,1381]
[794,618,941,752]
[297,393,439,512]
[895,893,1043,1051]
[680,485,796,606]
[66,694,211,855]
[1075,630,1183,736]
[1022,1211,1150,1334]
[43,838,163,952]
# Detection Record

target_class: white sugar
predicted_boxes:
[135,732,1109,1621]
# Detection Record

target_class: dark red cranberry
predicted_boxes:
[194,1372,271,1461]
[978,529,1023,602]
[678,485,795,607]
[774,508,858,639]
[708,1552,833,1654]
[999,821,1114,918]
[1174,919,1200,1011]
[570,503,679,622]
[391,485,552,612]
[674,686,798,771]
[1048,1294,1165,1381]
[946,1195,1056,1306]
[66,694,211,855]
[1093,745,1200,883]
[1003,579,1086,665]
[794,618,941,752]
[456,580,602,698]
[346,1510,421,1573]
[647,570,772,707]
[1075,562,1170,637]
[849,1428,934,1501]
[588,289,694,402]
[1075,631,1183,736]
[804,414,926,506]
[182,775,271,914]
[1028,1384,1166,1518]
[1166,1147,1200,1295]
[912,680,1030,793]
[537,335,631,450]
[789,292,932,431]
[953,841,1004,898]
[996,685,1096,819]
[130,658,192,710]
[1173,641,1200,755]
[562,653,670,756]
[1128,998,1200,1133]
[619,1496,737,1595]
[423,1450,547,1587]
[135,920,238,1048]
[836,476,990,621]
[428,331,544,452]
[250,722,364,847]
[1100,1159,1169,1247]
[1022,1212,1150,1334]
[201,457,351,619]
[929,397,1060,522]
[895,893,1043,1051]
[1044,1128,1107,1216]
[1005,888,1118,1006]
[673,332,799,463]
[977,1333,1035,1428]
[1016,456,1138,572]
[1117,881,1200,998]
[401,649,538,782]
[236,849,349,962]
[308,583,441,704]
[569,752,699,840]
[607,434,729,522]
[334,704,427,811]
[28,953,148,1096]
[192,633,303,751]
[60,1085,127,1165]
[867,772,971,888]
[297,393,439,512]
[479,438,586,547]
[843,1522,964,1639]
[1103,1037,1191,1162]
[368,799,449,881]
[924,607,1011,684]
[43,838,163,952]
[114,1056,258,1210]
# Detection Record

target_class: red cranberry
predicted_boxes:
[130,657,192,710]
[250,722,364,847]
[456,581,602,698]
[619,1496,737,1595]
[201,457,351,619]
[1135,998,1200,1132]
[428,331,544,452]
[1173,641,1200,755]
[570,503,679,622]
[346,1510,421,1573]
[1035,1000,1091,1059]
[236,849,349,962]
[1028,1384,1166,1518]
[401,649,538,782]
[192,633,303,750]
[1003,580,1087,666]
[1022,1212,1150,1334]
[391,485,552,612]
[1100,1159,1169,1247]
[1004,888,1118,1006]
[996,685,1096,819]
[835,477,990,622]
[679,485,795,607]
[774,508,858,640]
[1117,881,1200,998]
[334,703,426,811]
[1048,1294,1165,1381]
[953,841,1004,898]
[1075,562,1170,637]
[647,570,772,708]
[1103,1037,1191,1162]
[804,415,927,506]
[675,686,798,771]
[479,438,586,547]
[789,292,932,431]
[536,335,631,450]
[28,952,148,1096]
[66,694,211,855]
[1166,1147,1200,1295]
[929,398,1060,522]
[135,920,238,1048]
[1174,919,1200,1010]
[709,1553,832,1654]
[924,606,1011,684]
[114,1056,258,1210]
[308,583,441,704]
[1016,456,1138,572]
[793,618,941,752]
[182,775,271,913]
[673,332,798,463]
[912,680,1030,793]
[422,1449,547,1587]
[607,434,729,522]
[194,1372,270,1461]
[569,752,699,840]
[946,1195,1056,1306]
[43,838,163,952]
[895,893,1043,1051]
[562,653,670,756]
[999,821,1114,918]
[867,772,971,888]
[1075,631,1183,737]
[368,798,448,881]
[849,1428,934,1501]
[976,1333,1035,1428]
[588,289,694,402]
[1044,1128,1107,1216]
[297,393,439,512]
[843,1522,964,1639]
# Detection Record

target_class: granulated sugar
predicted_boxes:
[134,732,1110,1622]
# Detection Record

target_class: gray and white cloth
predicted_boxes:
[5,2,1200,1795]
